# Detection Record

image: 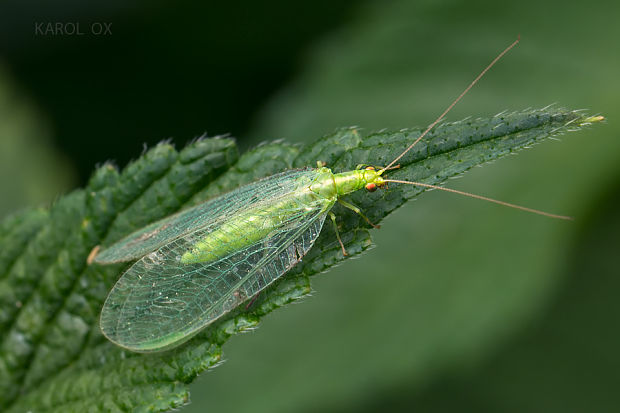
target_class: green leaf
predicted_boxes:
[0,109,602,412]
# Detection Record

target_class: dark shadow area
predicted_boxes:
[0,0,358,185]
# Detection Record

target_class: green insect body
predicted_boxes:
[180,168,380,264]
[96,166,385,352]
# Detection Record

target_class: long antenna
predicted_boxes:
[384,179,572,220]
[381,37,520,173]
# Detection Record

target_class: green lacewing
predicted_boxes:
[93,39,584,352]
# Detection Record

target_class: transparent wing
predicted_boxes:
[100,195,330,352]
[95,169,315,263]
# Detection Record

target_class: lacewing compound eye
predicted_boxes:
[365,166,375,170]
[365,183,377,192]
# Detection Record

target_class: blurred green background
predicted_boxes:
[1,1,618,412]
